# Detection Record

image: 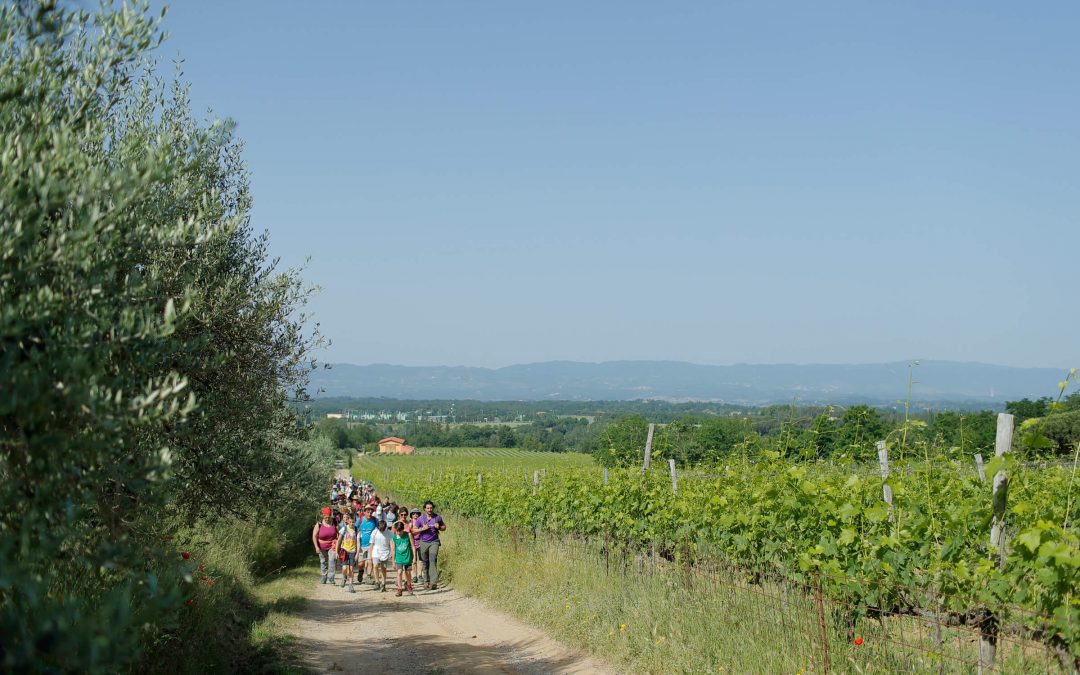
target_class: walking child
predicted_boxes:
[369,519,392,592]
[338,517,359,592]
[392,521,415,596]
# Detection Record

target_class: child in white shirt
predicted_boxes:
[369,520,392,592]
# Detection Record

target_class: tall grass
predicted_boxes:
[139,513,319,674]
[433,515,1062,674]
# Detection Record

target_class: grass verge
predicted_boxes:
[140,518,318,674]
[431,517,1059,674]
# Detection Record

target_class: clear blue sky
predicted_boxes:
[157,1,1078,369]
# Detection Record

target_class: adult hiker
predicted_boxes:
[357,505,377,585]
[415,500,446,591]
[408,507,423,583]
[312,507,338,584]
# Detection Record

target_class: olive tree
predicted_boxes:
[0,2,326,670]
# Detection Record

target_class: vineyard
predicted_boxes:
[358,433,1080,672]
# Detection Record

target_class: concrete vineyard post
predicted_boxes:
[642,423,655,472]
[533,470,540,496]
[669,458,678,493]
[876,440,893,521]
[477,473,482,486]
[603,467,608,486]
[979,412,1014,673]
[974,453,986,482]
[989,412,1014,567]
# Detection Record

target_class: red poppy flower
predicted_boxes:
[181,551,190,560]
[185,598,195,606]
[206,579,214,587]
[854,638,863,646]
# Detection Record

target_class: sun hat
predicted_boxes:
[410,508,421,515]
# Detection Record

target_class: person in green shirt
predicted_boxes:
[392,521,415,597]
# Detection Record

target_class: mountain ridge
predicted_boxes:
[309,359,1069,404]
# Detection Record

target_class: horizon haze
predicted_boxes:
[310,359,1074,405]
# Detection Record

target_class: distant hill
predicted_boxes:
[309,360,1068,405]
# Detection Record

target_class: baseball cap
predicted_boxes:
[410,508,421,515]
[321,507,332,516]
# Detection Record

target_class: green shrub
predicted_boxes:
[0,2,327,671]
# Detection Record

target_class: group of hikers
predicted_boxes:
[312,477,445,597]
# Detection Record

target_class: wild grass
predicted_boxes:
[140,517,316,674]
[430,516,1062,674]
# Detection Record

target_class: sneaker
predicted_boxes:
[381,582,388,592]
[321,575,327,585]
[328,578,335,585]
[406,582,414,592]
[395,588,402,597]
[412,576,419,583]
[348,584,356,593]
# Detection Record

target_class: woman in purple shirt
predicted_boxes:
[415,501,446,590]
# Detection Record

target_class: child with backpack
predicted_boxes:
[337,517,359,592]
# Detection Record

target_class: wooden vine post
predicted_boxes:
[642,423,655,472]
[477,473,482,486]
[602,467,609,486]
[669,459,678,493]
[974,453,986,482]
[979,412,1014,673]
[876,440,893,521]
[533,469,540,496]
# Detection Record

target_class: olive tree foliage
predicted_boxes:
[0,2,327,670]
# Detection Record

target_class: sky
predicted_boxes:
[155,0,1079,369]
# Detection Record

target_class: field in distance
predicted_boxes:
[355,447,596,472]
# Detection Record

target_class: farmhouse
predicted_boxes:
[377,436,415,455]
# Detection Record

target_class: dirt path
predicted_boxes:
[291,472,613,674]
[289,573,614,675]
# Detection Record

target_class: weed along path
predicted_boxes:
[289,577,614,674]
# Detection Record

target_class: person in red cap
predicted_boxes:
[312,507,338,584]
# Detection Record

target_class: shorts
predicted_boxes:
[373,558,389,571]
[342,551,356,566]
[396,560,413,571]
[359,546,370,561]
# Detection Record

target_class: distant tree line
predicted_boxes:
[314,391,1080,466]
